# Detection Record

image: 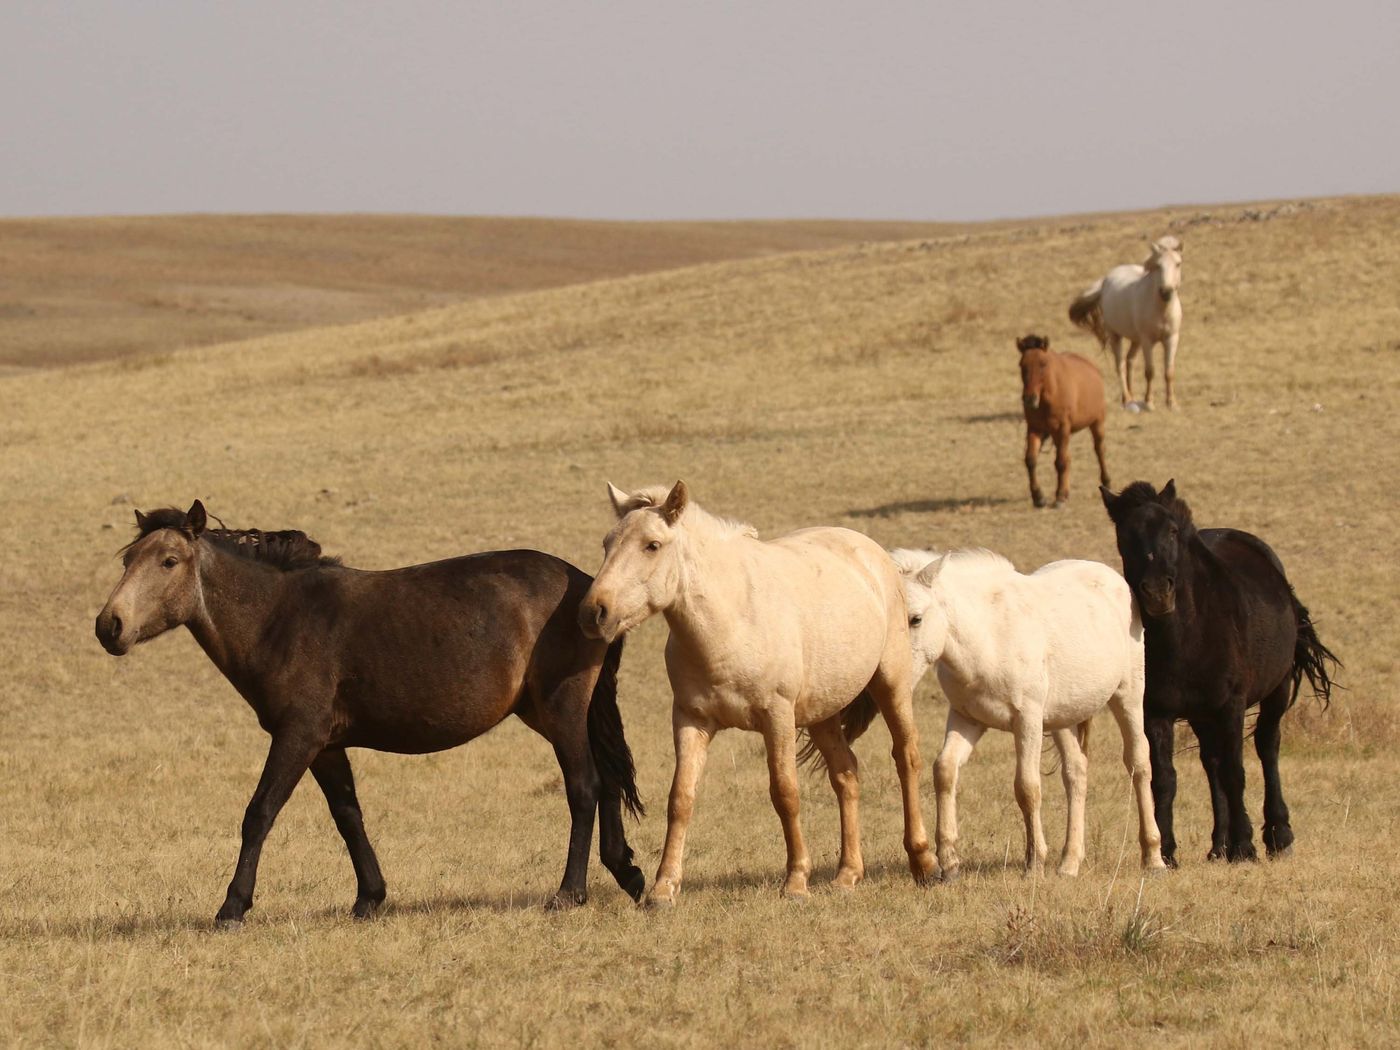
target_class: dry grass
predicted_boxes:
[2,196,1398,1047]
[0,214,1002,371]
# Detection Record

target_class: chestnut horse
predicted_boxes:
[1018,334,1109,508]
[95,501,645,926]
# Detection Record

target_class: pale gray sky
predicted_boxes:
[2,1,1396,220]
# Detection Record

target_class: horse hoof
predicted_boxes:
[1032,496,1047,509]
[1051,500,1066,510]
[352,898,383,921]
[1142,402,1155,412]
[643,890,677,910]
[214,916,245,932]
[1227,844,1259,864]
[1124,402,1142,414]
[1268,844,1293,860]
[831,869,862,892]
[1056,864,1081,878]
[1143,862,1169,878]
[782,888,811,903]
[1206,847,1225,862]
[1163,854,1179,869]
[940,866,961,885]
[620,868,646,902]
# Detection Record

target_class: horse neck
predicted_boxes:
[660,526,753,661]
[185,542,294,690]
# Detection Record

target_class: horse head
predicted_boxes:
[1146,237,1183,303]
[1100,479,1191,617]
[96,501,208,655]
[580,481,690,642]
[1017,334,1052,411]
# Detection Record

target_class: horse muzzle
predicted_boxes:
[1139,583,1176,618]
[95,610,131,655]
[578,597,614,642]
[1022,393,1041,411]
[1159,288,1176,303]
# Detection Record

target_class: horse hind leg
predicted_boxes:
[1256,680,1294,857]
[1141,342,1156,409]
[806,715,864,890]
[1090,418,1109,488]
[310,748,387,919]
[1050,726,1088,876]
[1109,334,1133,407]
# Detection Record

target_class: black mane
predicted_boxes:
[1116,481,1195,531]
[125,507,341,570]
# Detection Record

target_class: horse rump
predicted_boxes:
[586,638,645,818]
[1068,279,1106,345]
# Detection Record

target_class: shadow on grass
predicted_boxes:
[846,496,1013,518]
[960,410,1023,424]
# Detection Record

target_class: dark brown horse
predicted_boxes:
[1101,480,1338,865]
[1018,334,1109,508]
[95,501,645,926]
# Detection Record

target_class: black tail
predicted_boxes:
[1290,598,1340,710]
[797,690,881,772]
[587,639,645,819]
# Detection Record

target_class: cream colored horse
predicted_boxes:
[892,548,1165,880]
[579,481,936,905]
[1069,236,1183,410]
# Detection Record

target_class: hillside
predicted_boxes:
[0,213,998,370]
[2,194,1397,1047]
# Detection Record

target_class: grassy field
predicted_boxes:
[0,214,990,371]
[2,196,1397,1047]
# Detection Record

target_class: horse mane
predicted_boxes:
[892,547,1014,579]
[124,507,342,570]
[1016,334,1050,352]
[631,485,759,540]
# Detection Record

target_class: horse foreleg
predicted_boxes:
[1090,418,1110,488]
[646,711,715,907]
[310,748,387,919]
[1145,716,1179,866]
[1189,714,1231,860]
[1109,334,1131,406]
[1106,694,1166,872]
[1125,341,1143,407]
[216,729,323,927]
[1141,341,1157,409]
[868,674,937,884]
[807,716,864,890]
[761,710,812,898]
[1050,727,1088,876]
[1012,714,1049,875]
[1163,330,1181,409]
[1025,429,1046,508]
[545,716,602,910]
[1216,707,1257,862]
[1255,681,1294,857]
[933,708,984,882]
[1052,429,1071,507]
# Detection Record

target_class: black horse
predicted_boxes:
[95,501,645,926]
[1101,480,1337,865]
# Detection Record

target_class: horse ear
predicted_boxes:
[1099,485,1120,517]
[915,557,943,588]
[185,500,207,536]
[134,509,148,529]
[1159,479,1177,503]
[661,480,689,525]
[607,481,632,517]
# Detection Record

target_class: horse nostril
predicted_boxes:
[108,614,122,641]
[595,604,608,625]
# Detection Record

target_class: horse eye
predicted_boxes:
[645,541,661,553]
[162,556,178,569]
[909,615,923,628]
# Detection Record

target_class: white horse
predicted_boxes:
[579,481,936,905]
[891,548,1165,879]
[1069,237,1183,410]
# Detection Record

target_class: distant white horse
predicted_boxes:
[1069,237,1183,410]
[579,482,936,905]
[891,548,1165,879]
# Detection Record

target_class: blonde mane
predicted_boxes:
[631,485,759,540]
[891,547,1014,580]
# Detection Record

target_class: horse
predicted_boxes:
[889,548,1165,880]
[1069,237,1183,410]
[578,481,936,905]
[94,501,646,926]
[1017,334,1109,508]
[1100,480,1339,864]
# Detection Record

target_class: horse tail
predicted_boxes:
[1068,279,1106,345]
[1289,598,1340,711]
[587,638,645,819]
[797,690,880,773]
